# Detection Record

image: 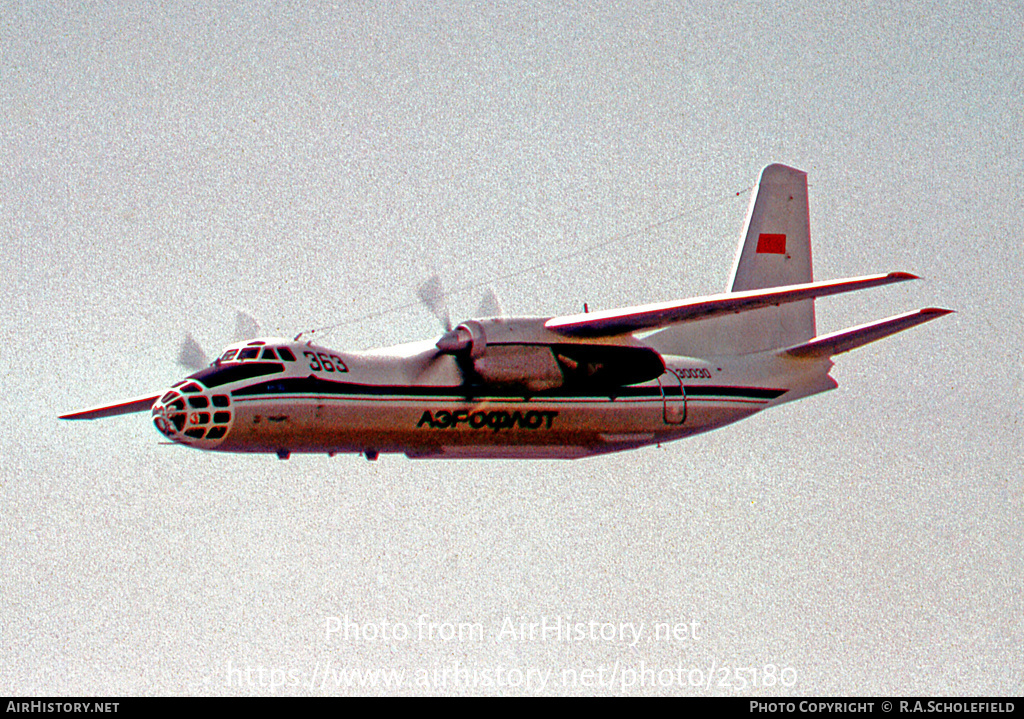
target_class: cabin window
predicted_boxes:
[220,349,239,361]
[238,347,260,360]
[277,347,296,361]
[261,348,279,360]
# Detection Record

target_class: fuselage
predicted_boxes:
[150,327,835,460]
[62,163,949,458]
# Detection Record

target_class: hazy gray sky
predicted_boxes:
[2,0,1021,695]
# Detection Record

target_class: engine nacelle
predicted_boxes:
[473,344,565,393]
[436,319,666,394]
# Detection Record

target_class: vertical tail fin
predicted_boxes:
[646,163,817,356]
[730,164,813,292]
[727,163,816,348]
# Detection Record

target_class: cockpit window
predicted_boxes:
[277,347,296,361]
[261,348,278,360]
[238,347,260,360]
[219,349,239,361]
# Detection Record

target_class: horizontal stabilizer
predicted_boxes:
[546,272,918,338]
[59,392,162,420]
[783,308,954,359]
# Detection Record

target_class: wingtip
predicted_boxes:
[920,307,955,316]
[888,271,920,281]
[57,393,162,421]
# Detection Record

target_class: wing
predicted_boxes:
[545,272,918,338]
[782,308,954,358]
[59,392,163,420]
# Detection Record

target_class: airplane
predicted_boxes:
[60,163,952,460]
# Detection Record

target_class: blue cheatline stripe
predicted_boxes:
[230,376,787,402]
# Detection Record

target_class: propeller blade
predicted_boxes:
[412,345,479,391]
[234,310,261,341]
[475,287,503,318]
[412,346,443,380]
[417,274,452,331]
[177,333,209,371]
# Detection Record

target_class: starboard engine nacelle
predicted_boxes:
[473,343,565,393]
[436,319,561,392]
[434,319,665,393]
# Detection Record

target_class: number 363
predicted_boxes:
[304,351,349,373]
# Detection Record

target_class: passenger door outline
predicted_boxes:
[658,373,686,425]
